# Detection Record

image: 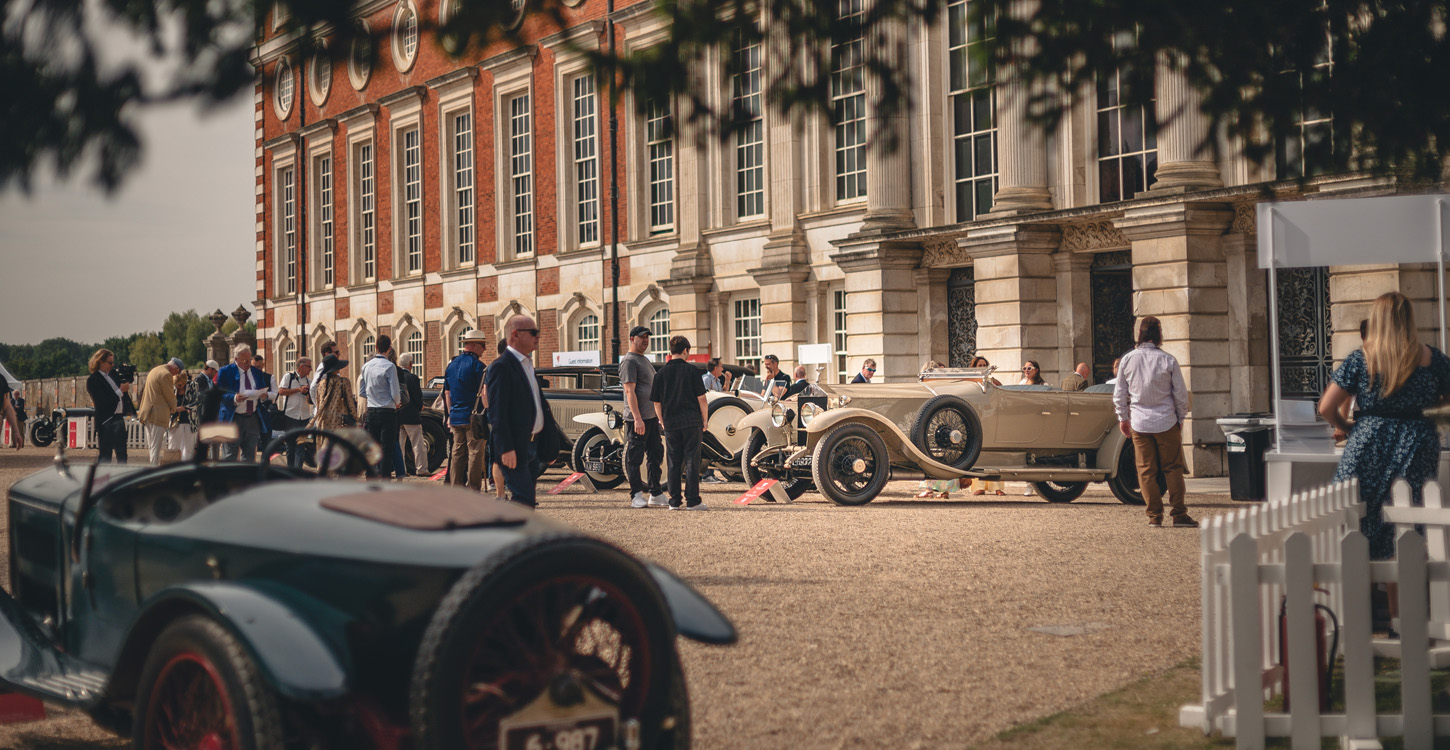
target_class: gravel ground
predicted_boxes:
[0,447,1237,748]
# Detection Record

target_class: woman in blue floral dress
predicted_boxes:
[1320,292,1450,559]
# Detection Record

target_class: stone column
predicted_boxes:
[858,18,915,233]
[957,224,1061,373]
[1150,54,1223,192]
[1053,251,1094,384]
[1114,201,1233,476]
[206,309,232,364]
[1221,209,1270,414]
[660,275,715,357]
[831,241,924,383]
[987,0,1052,215]
[915,268,951,368]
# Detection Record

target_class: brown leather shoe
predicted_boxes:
[1147,518,1163,527]
[1171,516,1200,528]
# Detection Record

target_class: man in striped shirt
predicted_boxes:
[1113,316,1198,528]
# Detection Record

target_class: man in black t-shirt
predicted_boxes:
[650,336,709,510]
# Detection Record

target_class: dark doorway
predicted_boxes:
[1091,250,1134,384]
[1275,266,1333,401]
[947,267,977,367]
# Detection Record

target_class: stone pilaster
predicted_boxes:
[858,18,915,233]
[1221,213,1271,414]
[752,265,812,368]
[660,245,716,357]
[916,268,951,369]
[957,224,1061,374]
[831,241,925,383]
[986,0,1052,215]
[1114,201,1234,476]
[1328,262,1443,358]
[1150,54,1223,192]
[1053,251,1094,385]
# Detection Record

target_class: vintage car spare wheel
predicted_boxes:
[740,429,813,500]
[571,426,626,490]
[811,423,890,506]
[1107,440,1162,506]
[707,396,753,457]
[133,614,284,750]
[410,535,684,750]
[1032,481,1088,503]
[908,395,983,471]
[29,420,55,448]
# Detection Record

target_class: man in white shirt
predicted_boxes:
[1113,316,1196,528]
[357,335,402,478]
[276,357,314,467]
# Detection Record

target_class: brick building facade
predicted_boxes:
[252,1,1445,476]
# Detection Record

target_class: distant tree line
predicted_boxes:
[0,311,256,380]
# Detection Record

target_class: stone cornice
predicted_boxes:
[1113,202,1233,242]
[299,119,338,145]
[336,103,380,131]
[479,44,539,72]
[263,132,301,152]
[830,241,924,273]
[378,86,427,111]
[955,224,1062,260]
[425,67,479,93]
[540,21,606,51]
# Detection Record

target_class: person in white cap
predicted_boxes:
[138,357,190,464]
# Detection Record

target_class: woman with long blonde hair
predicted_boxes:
[1319,291,1450,559]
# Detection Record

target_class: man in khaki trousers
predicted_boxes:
[1113,317,1198,528]
[137,358,188,465]
[443,329,489,490]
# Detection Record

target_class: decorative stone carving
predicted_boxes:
[1230,203,1258,235]
[920,235,971,268]
[1060,221,1130,253]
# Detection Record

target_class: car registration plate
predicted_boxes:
[503,715,616,750]
[791,456,813,468]
[584,460,609,474]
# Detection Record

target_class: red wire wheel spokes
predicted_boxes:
[140,652,239,750]
[459,575,653,749]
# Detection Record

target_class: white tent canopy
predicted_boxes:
[1255,194,1449,450]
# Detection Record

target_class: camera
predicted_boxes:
[114,363,138,384]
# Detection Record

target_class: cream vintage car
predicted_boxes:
[738,366,1162,505]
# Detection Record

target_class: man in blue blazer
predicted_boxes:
[214,344,272,461]
[486,315,551,507]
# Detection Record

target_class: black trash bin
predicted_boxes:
[1218,414,1273,501]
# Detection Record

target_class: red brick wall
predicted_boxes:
[477,276,498,303]
[538,266,559,296]
[537,309,559,364]
[424,321,442,380]
[425,284,442,309]
[478,318,498,365]
[336,297,350,321]
[378,290,394,315]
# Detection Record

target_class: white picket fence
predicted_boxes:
[1180,477,1450,749]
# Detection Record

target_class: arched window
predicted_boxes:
[406,331,425,376]
[575,314,600,353]
[357,334,375,366]
[647,308,670,362]
[280,340,297,375]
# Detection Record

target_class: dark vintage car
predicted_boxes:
[1,431,736,748]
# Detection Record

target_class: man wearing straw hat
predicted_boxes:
[138,357,190,465]
[444,328,490,490]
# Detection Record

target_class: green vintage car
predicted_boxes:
[1,430,735,749]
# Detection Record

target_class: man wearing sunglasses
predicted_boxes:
[485,315,548,507]
[850,358,878,384]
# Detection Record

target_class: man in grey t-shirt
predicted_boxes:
[620,326,666,508]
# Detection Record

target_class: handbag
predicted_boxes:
[470,390,489,441]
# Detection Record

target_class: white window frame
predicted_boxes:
[645,97,675,234]
[1276,35,1335,179]
[488,54,536,261]
[344,112,378,284]
[280,339,297,375]
[308,143,335,291]
[308,43,331,108]
[391,0,420,74]
[269,140,299,298]
[348,21,373,91]
[831,0,867,204]
[833,289,849,383]
[574,313,600,353]
[404,329,425,376]
[430,71,478,271]
[946,0,998,222]
[731,31,765,221]
[387,90,425,278]
[274,56,295,121]
[567,72,600,249]
[504,90,535,258]
[1094,29,1157,203]
[647,307,671,363]
[356,333,376,366]
[733,298,761,372]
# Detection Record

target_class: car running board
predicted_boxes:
[958,467,1110,482]
[0,589,107,706]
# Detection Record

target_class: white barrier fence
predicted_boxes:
[21,416,148,450]
[1181,478,1450,749]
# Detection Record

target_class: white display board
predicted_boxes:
[797,343,833,365]
[1257,195,1449,269]
[553,350,601,367]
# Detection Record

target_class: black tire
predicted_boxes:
[29,420,55,448]
[811,423,890,506]
[410,535,683,750]
[739,429,813,500]
[1032,481,1088,503]
[1106,440,1163,506]
[132,614,283,750]
[572,427,626,490]
[908,395,983,471]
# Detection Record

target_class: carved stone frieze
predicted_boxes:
[1060,221,1129,253]
[1230,203,1258,235]
[920,235,971,268]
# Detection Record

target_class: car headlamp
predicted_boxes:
[606,409,624,430]
[770,403,786,428]
[836,395,852,408]
[800,402,823,426]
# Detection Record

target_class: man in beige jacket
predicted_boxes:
[138,358,188,465]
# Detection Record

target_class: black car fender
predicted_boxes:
[644,563,737,645]
[112,581,350,703]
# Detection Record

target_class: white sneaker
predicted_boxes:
[684,503,709,511]
[630,492,648,508]
[648,492,670,507]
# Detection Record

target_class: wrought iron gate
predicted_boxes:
[1276,266,1333,401]
[947,267,977,367]
[1091,251,1135,384]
